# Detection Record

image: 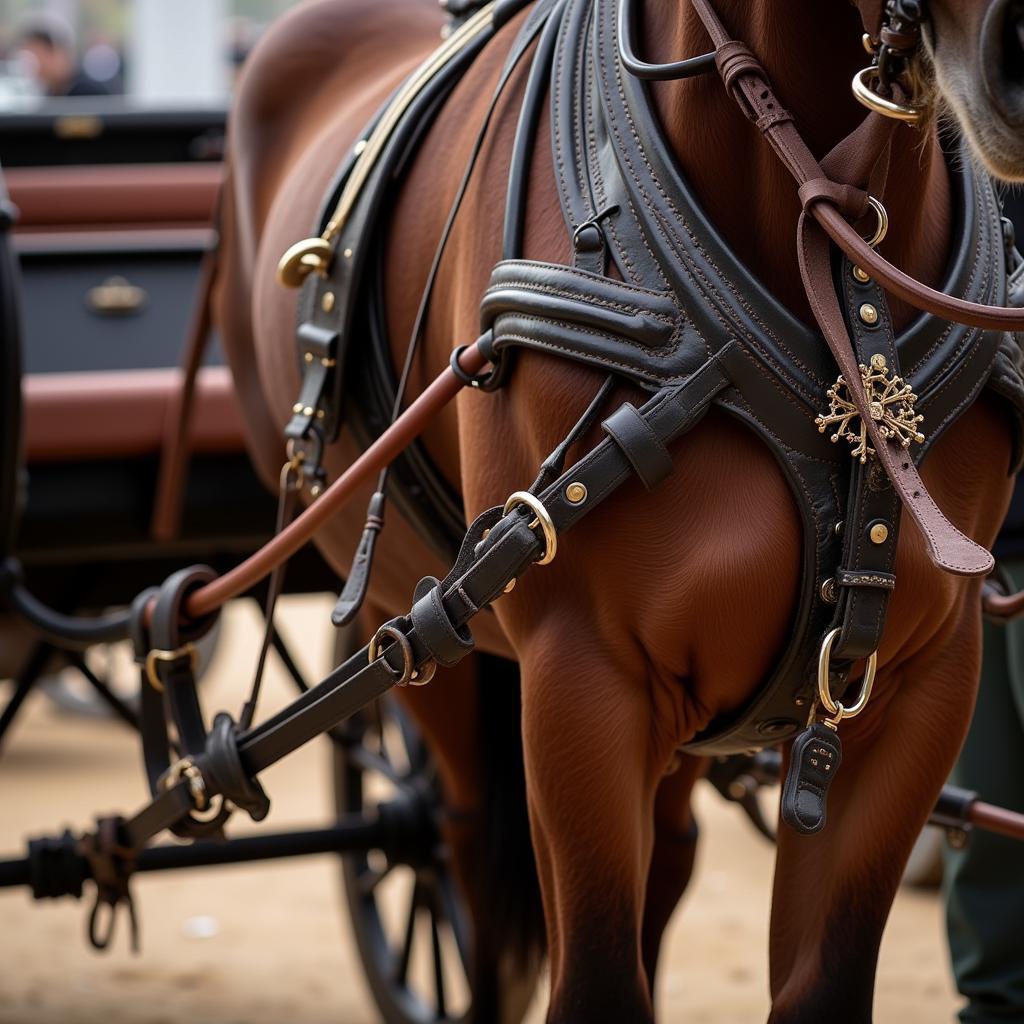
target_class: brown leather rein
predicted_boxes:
[176,0,1024,622]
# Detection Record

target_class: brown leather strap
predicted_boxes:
[690,0,994,576]
[798,216,992,576]
[692,0,1024,332]
[145,342,490,624]
[150,241,218,542]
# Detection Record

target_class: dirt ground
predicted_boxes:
[0,595,962,1023]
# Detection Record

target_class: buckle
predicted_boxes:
[144,643,198,692]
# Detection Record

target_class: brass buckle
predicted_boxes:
[162,757,208,812]
[851,67,924,124]
[144,643,198,693]
[368,624,435,687]
[816,627,878,728]
[502,491,558,566]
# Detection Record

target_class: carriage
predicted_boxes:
[4,1,1024,1021]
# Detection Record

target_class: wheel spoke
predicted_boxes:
[346,744,403,785]
[396,880,420,984]
[429,890,447,1019]
[357,859,396,895]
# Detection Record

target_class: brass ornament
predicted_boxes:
[814,356,924,463]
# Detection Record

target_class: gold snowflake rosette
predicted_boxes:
[814,353,924,463]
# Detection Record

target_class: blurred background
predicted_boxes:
[0,0,296,107]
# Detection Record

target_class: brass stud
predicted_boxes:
[503,578,517,594]
[820,578,837,603]
[565,481,588,504]
[303,406,314,417]
[795,697,807,708]
[353,139,368,155]
[869,522,890,545]
[309,483,323,498]
[859,303,879,326]
[304,352,314,363]
[852,265,871,284]
[315,410,325,420]
[321,291,336,313]
[870,353,888,370]
[343,248,354,259]
[292,402,303,413]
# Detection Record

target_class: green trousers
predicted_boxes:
[944,561,1024,1023]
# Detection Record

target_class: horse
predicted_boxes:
[215,0,1024,1019]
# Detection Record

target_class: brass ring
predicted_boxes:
[502,491,558,566]
[863,196,888,249]
[851,67,924,124]
[368,624,435,686]
[817,627,878,723]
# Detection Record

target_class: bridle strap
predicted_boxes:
[693,0,1024,332]
[689,0,993,576]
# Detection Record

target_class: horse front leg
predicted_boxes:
[518,622,684,1024]
[767,599,982,1023]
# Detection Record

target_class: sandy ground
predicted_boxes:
[0,595,962,1023]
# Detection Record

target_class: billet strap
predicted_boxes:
[688,0,994,577]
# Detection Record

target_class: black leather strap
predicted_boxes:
[601,403,674,489]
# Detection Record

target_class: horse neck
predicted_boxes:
[642,0,951,327]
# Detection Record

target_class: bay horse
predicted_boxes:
[215,0,1024,1019]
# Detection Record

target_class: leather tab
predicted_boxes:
[602,402,674,489]
[332,491,386,626]
[285,323,338,441]
[781,723,843,835]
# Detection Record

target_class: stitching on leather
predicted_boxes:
[595,11,821,406]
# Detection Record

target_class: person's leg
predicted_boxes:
[945,560,1024,1023]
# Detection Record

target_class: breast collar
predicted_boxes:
[477,0,1024,753]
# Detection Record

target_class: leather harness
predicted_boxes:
[71,0,1024,869]
[285,0,1024,756]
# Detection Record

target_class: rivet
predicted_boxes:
[321,291,335,313]
[343,247,354,259]
[859,303,879,326]
[353,139,368,155]
[820,578,837,603]
[503,578,516,594]
[869,522,890,544]
[315,409,325,420]
[303,406,314,416]
[309,483,323,498]
[834,520,844,538]
[481,528,490,540]
[292,402,303,413]
[304,352,314,363]
[852,265,871,284]
[727,780,747,800]
[565,481,588,504]
[870,353,888,370]
[795,697,807,708]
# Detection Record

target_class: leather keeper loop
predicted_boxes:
[409,581,474,667]
[714,40,761,93]
[602,403,674,490]
[836,569,896,590]
[798,178,869,223]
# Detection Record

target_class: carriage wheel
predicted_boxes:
[332,696,533,1024]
